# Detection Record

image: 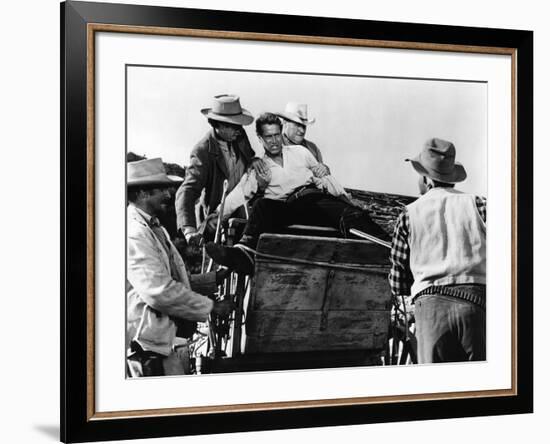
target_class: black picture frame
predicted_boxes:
[61,1,533,442]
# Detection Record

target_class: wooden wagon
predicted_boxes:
[205,234,395,373]
[194,189,416,373]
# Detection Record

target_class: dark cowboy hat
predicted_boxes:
[200,94,254,126]
[127,158,183,187]
[406,138,467,184]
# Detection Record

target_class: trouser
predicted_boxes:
[126,340,190,377]
[239,193,388,249]
[415,287,486,364]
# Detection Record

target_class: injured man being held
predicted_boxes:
[206,112,389,275]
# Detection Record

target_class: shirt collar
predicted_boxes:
[131,204,153,224]
[218,139,230,151]
[262,146,289,165]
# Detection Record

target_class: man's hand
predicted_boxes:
[256,171,271,191]
[250,158,271,191]
[211,299,235,317]
[250,157,269,177]
[311,163,330,178]
[205,212,219,233]
[184,230,203,247]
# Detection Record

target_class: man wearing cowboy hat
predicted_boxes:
[127,158,233,377]
[277,102,329,177]
[205,113,389,275]
[175,94,268,247]
[389,138,487,363]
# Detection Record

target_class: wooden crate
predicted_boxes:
[244,234,392,354]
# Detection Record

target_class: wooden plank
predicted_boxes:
[251,265,328,310]
[245,233,393,354]
[250,263,391,311]
[329,271,392,310]
[257,234,391,265]
[246,310,389,337]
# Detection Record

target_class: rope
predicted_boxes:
[239,244,389,274]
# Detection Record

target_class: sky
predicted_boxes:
[127,65,487,197]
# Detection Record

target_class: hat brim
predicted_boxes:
[407,157,467,184]
[277,111,316,126]
[201,108,254,126]
[128,174,183,188]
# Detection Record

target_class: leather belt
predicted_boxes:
[413,284,486,309]
[286,184,325,204]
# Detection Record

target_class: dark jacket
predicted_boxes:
[175,129,255,231]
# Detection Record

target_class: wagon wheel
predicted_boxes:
[229,272,248,356]
[203,217,250,359]
[203,268,232,359]
[384,297,417,365]
[221,217,251,357]
[211,271,249,358]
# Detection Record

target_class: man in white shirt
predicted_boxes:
[206,113,388,275]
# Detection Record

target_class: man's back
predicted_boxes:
[407,187,486,296]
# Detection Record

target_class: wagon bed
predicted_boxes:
[208,232,394,372]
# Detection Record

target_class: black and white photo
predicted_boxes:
[60,3,532,440]
[125,64,487,376]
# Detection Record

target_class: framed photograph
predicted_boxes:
[61,0,533,442]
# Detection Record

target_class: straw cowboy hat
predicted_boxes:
[406,138,467,184]
[127,158,183,187]
[277,102,316,126]
[200,94,254,126]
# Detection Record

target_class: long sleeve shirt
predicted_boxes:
[282,133,324,163]
[217,145,347,219]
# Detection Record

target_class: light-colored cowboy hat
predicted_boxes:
[127,158,183,187]
[277,102,316,126]
[201,94,254,126]
[406,138,467,184]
